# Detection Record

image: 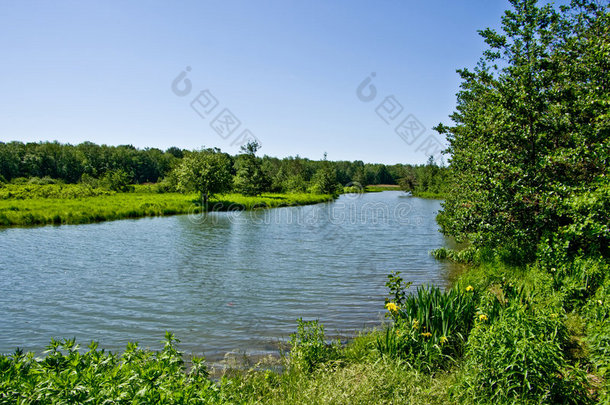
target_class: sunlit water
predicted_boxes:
[0,191,453,360]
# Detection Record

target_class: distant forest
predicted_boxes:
[0,141,447,196]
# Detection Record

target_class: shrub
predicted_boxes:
[457,303,590,404]
[10,177,28,185]
[431,247,478,263]
[288,319,339,373]
[0,333,215,403]
[26,176,60,185]
[102,169,133,192]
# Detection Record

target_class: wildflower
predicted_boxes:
[385,302,398,312]
[439,336,448,344]
[412,319,419,329]
[478,314,488,321]
[550,313,558,319]
[598,300,603,306]
[466,285,474,292]
[421,332,432,338]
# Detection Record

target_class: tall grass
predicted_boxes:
[0,185,333,227]
[378,273,477,370]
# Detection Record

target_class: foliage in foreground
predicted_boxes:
[459,301,589,404]
[0,331,458,405]
[0,333,216,404]
[378,273,477,371]
[2,256,605,404]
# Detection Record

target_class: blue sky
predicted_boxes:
[0,0,512,164]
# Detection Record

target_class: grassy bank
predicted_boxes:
[0,184,333,227]
[5,255,605,404]
[365,184,401,192]
[2,254,606,404]
[411,191,445,199]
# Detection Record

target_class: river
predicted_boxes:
[0,191,453,360]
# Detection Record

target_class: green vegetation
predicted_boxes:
[174,148,233,206]
[0,330,457,404]
[0,333,215,404]
[1,0,608,403]
[363,184,400,192]
[0,141,448,197]
[233,141,270,196]
[397,156,448,198]
[435,0,609,262]
[0,185,332,227]
[429,0,608,401]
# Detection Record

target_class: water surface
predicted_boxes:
[0,191,451,359]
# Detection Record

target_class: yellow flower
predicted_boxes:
[466,285,474,292]
[421,332,432,338]
[478,314,488,321]
[385,302,398,312]
[439,336,448,344]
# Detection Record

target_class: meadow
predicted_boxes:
[0,184,333,227]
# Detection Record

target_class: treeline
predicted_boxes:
[0,141,180,184]
[0,140,447,196]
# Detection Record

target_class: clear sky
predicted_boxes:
[0,0,512,164]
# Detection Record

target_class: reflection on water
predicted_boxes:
[0,191,453,360]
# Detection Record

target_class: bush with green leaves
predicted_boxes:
[0,332,216,404]
[288,319,339,373]
[102,169,133,192]
[458,303,590,404]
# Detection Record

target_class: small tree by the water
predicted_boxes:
[174,148,232,206]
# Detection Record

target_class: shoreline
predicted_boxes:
[0,190,334,228]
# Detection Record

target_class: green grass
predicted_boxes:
[364,185,401,192]
[0,184,333,227]
[411,190,445,199]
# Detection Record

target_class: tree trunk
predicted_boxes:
[201,193,209,211]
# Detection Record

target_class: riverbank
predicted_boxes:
[0,184,333,227]
[362,185,445,199]
[6,255,601,404]
[411,191,444,199]
[1,229,605,402]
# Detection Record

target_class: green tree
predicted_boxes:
[174,148,232,206]
[310,153,340,195]
[233,141,270,196]
[436,0,609,262]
